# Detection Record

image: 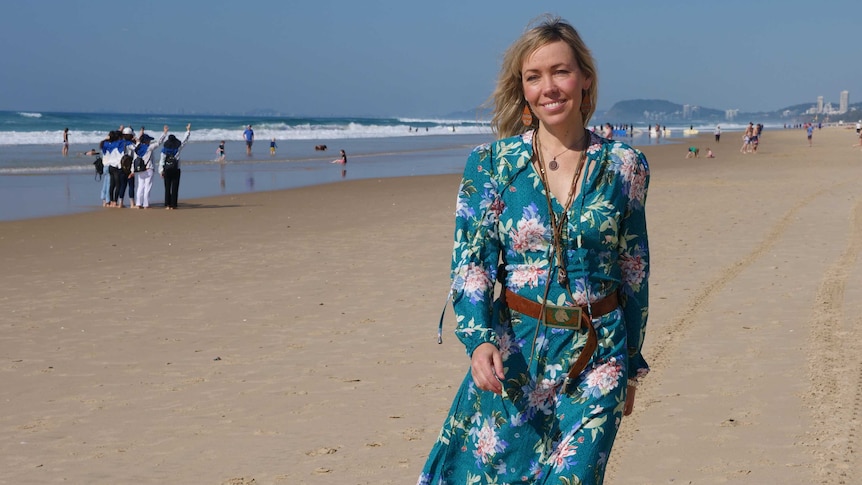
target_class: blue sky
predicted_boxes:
[1,0,859,117]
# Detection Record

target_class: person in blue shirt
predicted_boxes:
[243,125,254,155]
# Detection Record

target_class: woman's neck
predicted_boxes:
[538,122,587,152]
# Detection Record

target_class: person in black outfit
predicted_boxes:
[158,123,191,210]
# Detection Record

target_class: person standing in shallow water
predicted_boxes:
[217,140,226,162]
[418,15,650,485]
[243,125,254,156]
[62,128,69,156]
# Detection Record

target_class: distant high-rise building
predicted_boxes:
[840,90,849,114]
[817,96,824,114]
[725,109,738,121]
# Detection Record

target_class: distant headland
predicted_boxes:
[448,97,862,125]
[599,98,861,124]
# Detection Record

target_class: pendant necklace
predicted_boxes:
[546,132,586,171]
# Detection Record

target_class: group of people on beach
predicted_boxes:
[97,124,190,210]
[233,125,277,158]
[686,145,715,158]
[233,124,347,163]
[740,122,763,153]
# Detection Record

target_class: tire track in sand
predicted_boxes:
[644,186,829,379]
[609,186,830,472]
[805,194,862,484]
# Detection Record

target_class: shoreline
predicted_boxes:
[0,134,490,222]
[0,128,702,222]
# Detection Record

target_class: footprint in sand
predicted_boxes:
[306,447,338,456]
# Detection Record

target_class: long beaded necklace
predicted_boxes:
[533,129,588,286]
[526,129,590,374]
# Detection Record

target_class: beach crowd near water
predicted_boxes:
[0,113,858,223]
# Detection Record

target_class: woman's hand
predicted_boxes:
[624,385,636,416]
[186,123,191,131]
[470,342,504,395]
[163,125,169,133]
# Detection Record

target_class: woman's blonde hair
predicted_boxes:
[490,15,598,139]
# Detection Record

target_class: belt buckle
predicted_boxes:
[542,304,582,329]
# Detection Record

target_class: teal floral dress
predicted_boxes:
[418,130,650,485]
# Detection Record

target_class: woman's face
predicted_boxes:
[521,40,591,132]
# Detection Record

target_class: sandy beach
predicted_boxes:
[3,126,862,484]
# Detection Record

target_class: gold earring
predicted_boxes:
[521,105,533,127]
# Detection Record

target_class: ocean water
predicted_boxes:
[0,110,702,221]
[0,111,500,221]
[0,110,493,173]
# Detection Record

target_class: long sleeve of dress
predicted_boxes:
[450,143,503,357]
[614,146,651,379]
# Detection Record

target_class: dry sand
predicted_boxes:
[2,126,862,484]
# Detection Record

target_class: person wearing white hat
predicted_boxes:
[132,126,168,209]
[116,126,137,207]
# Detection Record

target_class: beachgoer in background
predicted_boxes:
[603,122,614,139]
[217,141,226,162]
[104,129,134,207]
[741,123,754,153]
[331,149,347,164]
[117,127,137,208]
[707,147,715,158]
[686,146,699,158]
[159,123,191,210]
[418,16,650,484]
[856,120,861,135]
[714,125,721,143]
[243,125,254,155]
[132,126,167,209]
[84,149,99,156]
[270,138,277,156]
[99,130,120,206]
[62,128,69,156]
[750,123,761,153]
[807,123,814,147]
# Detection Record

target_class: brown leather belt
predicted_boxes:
[504,289,620,393]
[505,289,619,327]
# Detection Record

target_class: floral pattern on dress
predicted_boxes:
[421,130,650,484]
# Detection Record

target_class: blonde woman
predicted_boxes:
[418,16,650,484]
